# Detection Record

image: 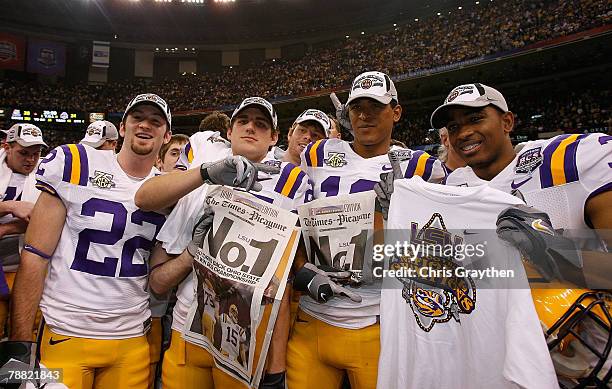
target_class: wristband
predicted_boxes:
[23,244,52,260]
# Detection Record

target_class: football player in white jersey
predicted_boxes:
[219,304,248,367]
[140,97,310,389]
[283,109,330,165]
[0,123,47,339]
[287,71,445,389]
[430,83,612,386]
[80,120,119,152]
[4,93,172,389]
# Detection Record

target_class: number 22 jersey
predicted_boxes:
[35,144,166,339]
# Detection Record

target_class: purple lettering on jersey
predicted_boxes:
[36,148,57,177]
[120,210,166,277]
[72,198,163,278]
[72,198,127,277]
[598,135,612,145]
[2,187,17,201]
[349,179,377,194]
[321,176,340,197]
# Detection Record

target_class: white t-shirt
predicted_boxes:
[378,177,558,389]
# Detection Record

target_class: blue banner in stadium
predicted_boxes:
[26,39,66,76]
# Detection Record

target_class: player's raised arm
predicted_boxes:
[135,155,276,211]
[10,192,66,341]
[135,167,204,211]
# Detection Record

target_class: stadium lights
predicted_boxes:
[345,35,349,38]
[214,0,235,3]
[414,18,419,21]
[458,6,462,9]
[361,31,365,35]
[437,12,441,16]
[393,23,397,27]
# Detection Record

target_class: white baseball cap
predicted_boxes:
[80,120,119,148]
[346,71,398,105]
[231,97,278,130]
[1,123,47,147]
[430,83,508,129]
[122,93,172,127]
[293,109,331,137]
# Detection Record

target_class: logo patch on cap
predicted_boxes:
[361,79,373,89]
[22,127,41,137]
[446,85,476,103]
[87,127,102,136]
[352,74,384,91]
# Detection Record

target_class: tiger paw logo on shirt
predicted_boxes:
[389,213,476,332]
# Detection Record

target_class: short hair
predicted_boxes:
[159,133,189,161]
[390,139,407,148]
[199,111,230,134]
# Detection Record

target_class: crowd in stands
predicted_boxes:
[1,0,610,114]
[10,88,608,152]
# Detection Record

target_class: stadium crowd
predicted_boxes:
[1,0,610,114]
[25,87,611,151]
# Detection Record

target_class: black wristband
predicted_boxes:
[262,371,286,386]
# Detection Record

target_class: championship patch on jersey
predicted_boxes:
[514,147,542,175]
[324,152,348,168]
[89,170,116,189]
[389,213,476,332]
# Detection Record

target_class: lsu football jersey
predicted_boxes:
[445,133,612,232]
[299,138,445,328]
[219,313,247,361]
[35,144,166,339]
[158,136,311,333]
[378,177,558,389]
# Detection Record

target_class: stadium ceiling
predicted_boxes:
[1,0,462,44]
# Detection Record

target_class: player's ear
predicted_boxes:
[501,111,514,135]
[227,126,234,141]
[270,130,279,146]
[392,104,402,123]
[119,121,126,138]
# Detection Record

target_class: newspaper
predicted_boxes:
[297,191,379,284]
[183,186,300,388]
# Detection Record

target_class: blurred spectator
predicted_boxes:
[199,111,230,137]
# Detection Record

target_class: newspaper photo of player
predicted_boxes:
[189,264,254,370]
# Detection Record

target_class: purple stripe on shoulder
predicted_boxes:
[539,135,569,188]
[563,134,588,184]
[60,145,72,183]
[304,142,314,166]
[274,164,293,193]
[404,150,423,178]
[76,144,89,186]
[422,157,436,181]
[288,170,306,199]
[315,140,327,167]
